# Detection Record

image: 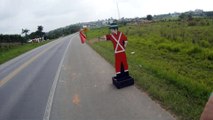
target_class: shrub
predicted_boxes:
[186,46,202,55]
[188,21,197,26]
[199,40,210,48]
[207,51,213,61]
[158,43,181,52]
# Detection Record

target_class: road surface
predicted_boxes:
[0,33,175,120]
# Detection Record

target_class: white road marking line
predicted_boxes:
[43,35,76,120]
[0,41,61,87]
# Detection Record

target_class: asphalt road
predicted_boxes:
[0,33,175,120]
[0,34,75,120]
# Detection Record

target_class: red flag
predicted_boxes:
[79,31,86,44]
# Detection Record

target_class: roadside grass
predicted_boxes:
[0,40,50,64]
[87,19,213,120]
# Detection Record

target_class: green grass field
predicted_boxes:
[0,41,50,64]
[87,18,213,120]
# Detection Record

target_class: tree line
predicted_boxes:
[47,25,81,39]
[0,26,45,44]
[0,24,81,49]
[0,34,25,43]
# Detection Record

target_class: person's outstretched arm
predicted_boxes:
[98,36,107,41]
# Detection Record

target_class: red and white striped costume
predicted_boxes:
[106,31,128,74]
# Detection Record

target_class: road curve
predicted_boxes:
[0,34,76,120]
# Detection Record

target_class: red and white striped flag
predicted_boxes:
[79,30,86,44]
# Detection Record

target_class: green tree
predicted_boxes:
[37,26,43,33]
[147,15,153,20]
[21,29,30,43]
[28,26,45,39]
[36,25,45,38]
[179,13,193,21]
[187,14,193,21]
[22,29,30,37]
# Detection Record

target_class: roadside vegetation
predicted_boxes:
[87,18,213,120]
[0,41,50,64]
[0,25,80,65]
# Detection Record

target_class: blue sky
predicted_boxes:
[0,0,212,34]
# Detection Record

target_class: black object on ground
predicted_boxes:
[112,76,134,89]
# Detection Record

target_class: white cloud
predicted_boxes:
[0,0,212,34]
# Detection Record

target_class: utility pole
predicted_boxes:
[115,0,120,20]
